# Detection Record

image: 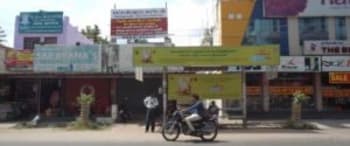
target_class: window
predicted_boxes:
[335,17,347,40]
[44,37,57,44]
[23,37,40,50]
[299,17,329,46]
[243,19,280,45]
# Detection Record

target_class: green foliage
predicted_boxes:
[284,120,318,130]
[201,27,214,46]
[293,90,309,104]
[81,25,108,44]
[77,93,95,106]
[68,119,100,130]
[13,122,36,129]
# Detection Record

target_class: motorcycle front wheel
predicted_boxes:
[162,121,180,141]
[200,120,218,142]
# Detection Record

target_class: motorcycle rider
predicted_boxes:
[183,94,206,132]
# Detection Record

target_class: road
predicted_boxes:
[0,121,350,146]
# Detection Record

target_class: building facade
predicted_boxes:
[215,0,350,118]
[14,11,92,49]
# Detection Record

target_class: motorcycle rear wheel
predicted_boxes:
[200,121,218,142]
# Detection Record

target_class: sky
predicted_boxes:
[0,0,216,47]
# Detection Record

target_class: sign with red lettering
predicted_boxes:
[322,87,350,98]
[111,8,168,38]
[304,40,350,55]
[269,86,313,96]
[329,72,350,84]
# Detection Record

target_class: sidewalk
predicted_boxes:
[0,120,349,143]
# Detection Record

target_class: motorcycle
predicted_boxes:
[161,110,218,142]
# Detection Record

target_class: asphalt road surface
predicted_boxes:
[1,129,350,146]
[1,121,350,146]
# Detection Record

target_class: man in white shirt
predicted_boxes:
[143,94,159,132]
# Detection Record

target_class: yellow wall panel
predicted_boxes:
[219,0,255,47]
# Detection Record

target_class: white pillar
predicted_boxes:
[314,72,322,112]
[287,17,301,55]
[346,17,350,41]
[328,17,336,40]
[262,73,270,112]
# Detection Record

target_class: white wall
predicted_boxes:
[287,17,301,55]
[0,48,6,73]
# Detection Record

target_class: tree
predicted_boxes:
[201,27,214,46]
[81,25,108,44]
[0,26,6,44]
[164,36,175,46]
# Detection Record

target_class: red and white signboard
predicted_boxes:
[111,8,168,38]
[304,40,350,55]
[322,56,350,71]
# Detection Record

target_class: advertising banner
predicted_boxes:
[264,0,350,17]
[269,86,313,96]
[228,66,267,72]
[278,56,306,72]
[322,87,350,98]
[19,11,63,33]
[168,74,242,102]
[34,45,101,72]
[111,8,167,38]
[322,56,350,71]
[5,49,33,72]
[304,40,350,55]
[133,45,280,66]
[329,72,350,84]
[247,86,262,96]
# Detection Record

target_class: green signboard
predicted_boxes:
[133,45,280,66]
[19,11,63,33]
[34,45,101,72]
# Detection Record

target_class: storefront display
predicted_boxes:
[269,73,315,111]
[322,73,350,111]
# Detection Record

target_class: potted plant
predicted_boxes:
[291,90,309,122]
[76,93,95,127]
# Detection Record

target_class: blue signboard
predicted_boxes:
[19,11,63,33]
[34,45,102,72]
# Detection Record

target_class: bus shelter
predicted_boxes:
[133,45,280,127]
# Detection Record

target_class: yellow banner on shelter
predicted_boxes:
[133,45,280,66]
[168,74,242,102]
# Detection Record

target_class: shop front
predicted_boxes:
[63,78,112,117]
[246,73,263,112]
[116,74,162,120]
[322,72,350,112]
[321,56,350,112]
[269,73,315,112]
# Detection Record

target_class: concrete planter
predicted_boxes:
[291,103,301,122]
